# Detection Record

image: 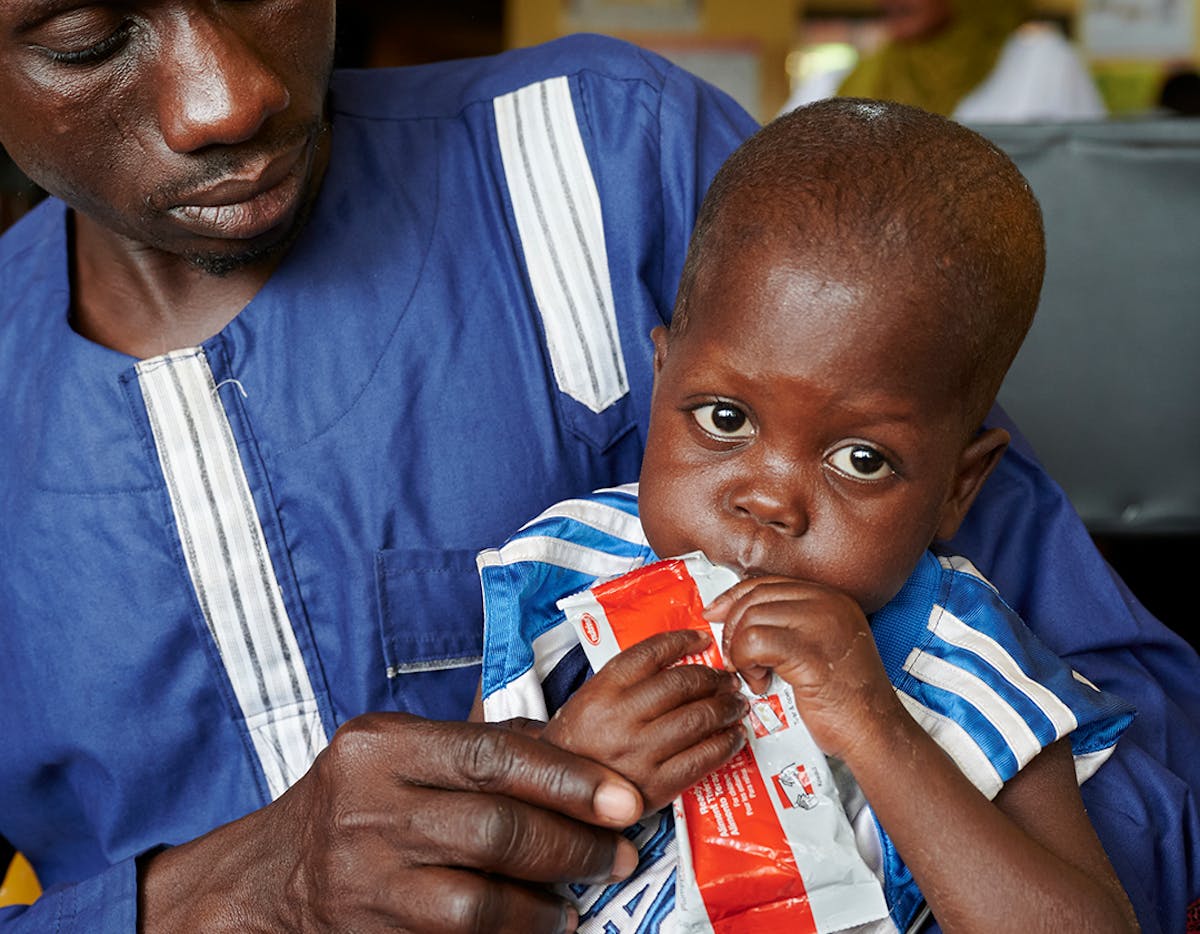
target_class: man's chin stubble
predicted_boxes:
[180,176,318,278]
[176,118,330,278]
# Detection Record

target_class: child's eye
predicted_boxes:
[691,402,755,440]
[826,444,894,480]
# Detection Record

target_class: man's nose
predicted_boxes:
[156,12,290,153]
[726,463,811,536]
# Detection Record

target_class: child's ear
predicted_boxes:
[651,325,670,375]
[935,427,1010,541]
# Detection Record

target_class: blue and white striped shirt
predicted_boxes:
[478,484,1134,932]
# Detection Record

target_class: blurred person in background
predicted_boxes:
[783,0,1106,121]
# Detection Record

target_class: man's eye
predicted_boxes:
[691,403,754,440]
[826,444,894,480]
[37,19,134,66]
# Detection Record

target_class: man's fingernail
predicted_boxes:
[594,781,640,824]
[608,840,639,882]
[559,903,579,933]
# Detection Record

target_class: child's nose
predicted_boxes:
[726,467,810,536]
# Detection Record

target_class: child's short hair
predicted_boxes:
[674,98,1045,429]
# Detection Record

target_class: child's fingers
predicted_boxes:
[604,661,743,724]
[639,690,750,764]
[712,582,870,683]
[725,616,804,682]
[705,577,826,662]
[566,629,740,724]
[598,628,714,685]
[706,577,824,627]
[639,721,749,813]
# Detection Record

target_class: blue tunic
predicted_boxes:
[0,34,1196,933]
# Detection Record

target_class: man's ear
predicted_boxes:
[934,427,1010,541]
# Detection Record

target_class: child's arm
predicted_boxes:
[709,577,1139,934]
[474,628,750,816]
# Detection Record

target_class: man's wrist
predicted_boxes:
[136,795,298,934]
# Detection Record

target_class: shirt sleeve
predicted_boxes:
[650,55,760,311]
[0,857,137,933]
[477,488,652,724]
[870,552,1137,932]
[874,552,1134,801]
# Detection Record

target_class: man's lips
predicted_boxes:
[165,140,309,241]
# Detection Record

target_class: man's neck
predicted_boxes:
[69,212,282,360]
[67,127,330,360]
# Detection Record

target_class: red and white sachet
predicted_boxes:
[558,552,889,934]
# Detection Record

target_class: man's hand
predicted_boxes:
[541,628,749,814]
[138,713,644,933]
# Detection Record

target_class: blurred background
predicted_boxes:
[331,0,1200,122]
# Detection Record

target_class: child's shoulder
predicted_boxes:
[476,483,647,573]
[870,551,1019,675]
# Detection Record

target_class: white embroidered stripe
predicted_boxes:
[930,608,1078,738]
[477,535,643,580]
[137,349,326,800]
[494,75,628,413]
[903,648,1043,771]
[894,691,1004,798]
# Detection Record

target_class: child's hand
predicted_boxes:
[707,577,903,764]
[542,628,749,815]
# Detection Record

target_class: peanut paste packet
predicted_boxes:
[558,552,889,933]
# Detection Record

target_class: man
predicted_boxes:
[0,3,1195,932]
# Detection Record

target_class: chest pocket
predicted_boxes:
[375,547,484,721]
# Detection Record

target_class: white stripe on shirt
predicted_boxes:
[903,648,1043,769]
[494,76,628,414]
[929,608,1079,738]
[137,348,325,800]
[478,535,643,579]
[517,491,646,543]
[894,691,1005,798]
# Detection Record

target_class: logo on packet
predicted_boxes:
[773,763,820,811]
[580,612,601,646]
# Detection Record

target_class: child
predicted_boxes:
[475,99,1137,932]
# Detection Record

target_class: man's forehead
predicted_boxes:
[2,0,91,26]
[3,0,155,22]
[5,0,86,17]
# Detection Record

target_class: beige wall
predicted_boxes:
[506,0,803,119]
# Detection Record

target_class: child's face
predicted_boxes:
[639,242,983,615]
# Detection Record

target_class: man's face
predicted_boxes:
[639,240,972,615]
[0,0,336,272]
